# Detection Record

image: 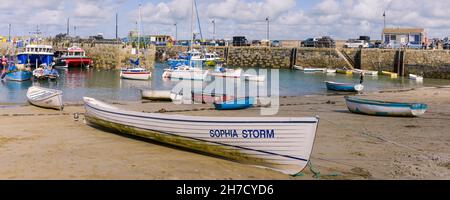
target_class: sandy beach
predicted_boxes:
[1,86,449,180]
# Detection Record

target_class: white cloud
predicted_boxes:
[0,0,449,40]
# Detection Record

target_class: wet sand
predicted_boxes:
[0,87,449,180]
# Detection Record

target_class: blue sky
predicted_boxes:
[0,0,449,40]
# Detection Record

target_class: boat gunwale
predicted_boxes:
[84,97,319,124]
[345,96,428,109]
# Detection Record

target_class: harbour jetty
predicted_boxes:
[2,42,449,79]
[157,46,450,79]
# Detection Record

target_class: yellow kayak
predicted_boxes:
[381,71,398,78]
[336,69,353,75]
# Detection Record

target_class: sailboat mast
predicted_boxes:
[190,0,195,49]
[138,4,141,52]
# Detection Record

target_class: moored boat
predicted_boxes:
[381,71,398,78]
[336,69,353,75]
[27,86,63,110]
[326,69,337,73]
[168,60,209,81]
[2,63,32,81]
[214,97,255,110]
[295,66,326,73]
[345,96,428,117]
[140,90,172,101]
[120,67,151,80]
[353,69,378,76]
[409,74,423,81]
[17,45,54,67]
[209,66,242,78]
[83,97,319,174]
[325,81,364,92]
[192,91,235,104]
[244,74,266,82]
[120,59,151,80]
[4,70,32,81]
[55,46,93,68]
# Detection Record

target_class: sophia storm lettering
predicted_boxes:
[209,129,275,139]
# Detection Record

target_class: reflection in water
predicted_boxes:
[1,63,450,104]
[1,80,32,103]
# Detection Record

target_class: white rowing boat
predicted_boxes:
[409,74,424,82]
[353,69,378,76]
[83,97,319,174]
[326,69,337,73]
[140,90,172,101]
[27,86,63,110]
[244,74,266,82]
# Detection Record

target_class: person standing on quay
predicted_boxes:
[360,72,365,84]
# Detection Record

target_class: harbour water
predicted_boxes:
[2,63,450,104]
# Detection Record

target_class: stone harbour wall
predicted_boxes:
[53,42,156,70]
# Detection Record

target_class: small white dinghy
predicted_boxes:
[27,86,63,110]
[83,97,319,175]
[244,74,266,82]
[140,90,172,101]
[409,74,424,82]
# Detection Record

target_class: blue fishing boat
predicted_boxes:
[214,97,255,110]
[17,45,54,67]
[345,96,428,117]
[1,63,32,81]
[325,81,364,92]
[4,70,32,81]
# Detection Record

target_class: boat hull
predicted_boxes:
[210,69,242,78]
[5,71,32,81]
[120,71,151,80]
[60,58,93,68]
[170,70,208,81]
[17,54,54,67]
[244,75,266,82]
[382,71,398,78]
[83,97,319,174]
[303,68,326,73]
[214,97,255,110]
[409,74,423,81]
[345,96,427,117]
[192,92,235,104]
[325,82,363,92]
[141,90,172,101]
[27,86,63,110]
[336,69,353,75]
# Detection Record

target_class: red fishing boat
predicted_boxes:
[56,46,93,68]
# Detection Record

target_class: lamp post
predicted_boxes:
[174,23,178,42]
[212,19,216,41]
[266,17,270,42]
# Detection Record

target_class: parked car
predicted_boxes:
[301,37,319,47]
[271,40,281,47]
[344,39,369,48]
[373,41,382,48]
[316,36,335,48]
[407,41,422,49]
[383,41,402,49]
[233,36,250,46]
[251,40,261,46]
[443,37,450,50]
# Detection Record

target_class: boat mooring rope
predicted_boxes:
[292,161,341,179]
